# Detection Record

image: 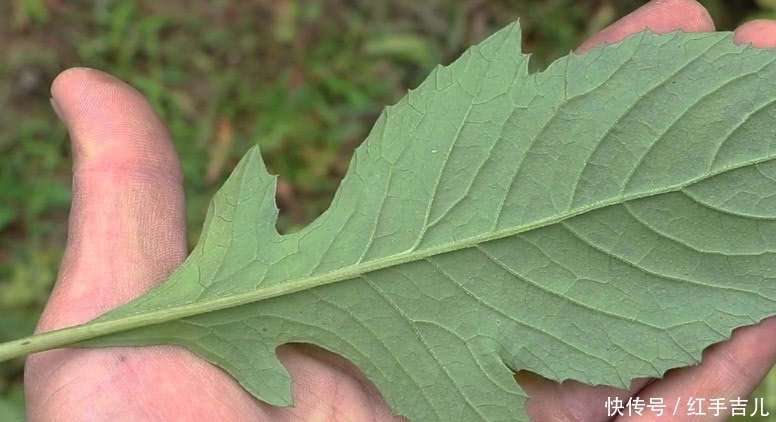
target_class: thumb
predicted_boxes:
[24,69,265,422]
[35,67,188,331]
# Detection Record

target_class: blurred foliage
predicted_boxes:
[0,0,773,420]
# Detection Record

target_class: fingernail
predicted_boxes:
[50,97,64,122]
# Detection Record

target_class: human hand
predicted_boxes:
[518,1,776,421]
[22,0,776,421]
[22,58,406,422]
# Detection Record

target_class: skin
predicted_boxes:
[21,0,776,420]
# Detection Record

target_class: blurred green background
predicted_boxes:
[1,0,775,420]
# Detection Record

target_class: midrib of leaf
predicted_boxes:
[1,146,773,363]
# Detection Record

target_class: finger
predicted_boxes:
[516,371,651,422]
[576,0,714,53]
[520,1,715,420]
[36,67,188,330]
[617,21,776,421]
[734,19,776,48]
[25,67,192,415]
[617,318,776,421]
[23,69,403,422]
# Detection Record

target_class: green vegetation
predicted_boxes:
[0,0,773,420]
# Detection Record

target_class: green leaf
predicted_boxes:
[4,20,776,421]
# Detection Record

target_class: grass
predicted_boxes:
[0,0,773,420]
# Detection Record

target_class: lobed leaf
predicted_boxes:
[6,20,776,422]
